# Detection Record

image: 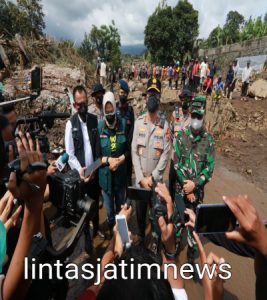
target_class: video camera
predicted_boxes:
[14,110,71,153]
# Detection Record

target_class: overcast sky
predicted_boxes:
[43,0,267,45]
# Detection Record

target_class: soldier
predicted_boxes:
[88,83,105,121]
[116,79,134,186]
[170,89,193,138]
[169,89,193,199]
[132,78,171,242]
[173,97,215,264]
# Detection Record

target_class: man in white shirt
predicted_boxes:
[65,85,104,238]
[100,59,107,85]
[200,58,208,88]
[241,60,252,98]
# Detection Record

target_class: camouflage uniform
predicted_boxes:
[173,126,215,208]
[173,96,215,263]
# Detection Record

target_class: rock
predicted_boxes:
[248,79,267,98]
[161,88,179,104]
[246,169,253,175]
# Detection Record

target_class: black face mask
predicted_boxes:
[105,113,116,126]
[96,95,103,105]
[119,95,128,104]
[78,104,88,120]
[147,95,159,113]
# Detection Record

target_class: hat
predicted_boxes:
[147,78,161,93]
[179,88,193,99]
[191,95,206,114]
[91,83,105,97]
[119,79,129,94]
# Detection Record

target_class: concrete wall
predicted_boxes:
[198,36,267,76]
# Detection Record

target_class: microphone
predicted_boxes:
[55,153,69,172]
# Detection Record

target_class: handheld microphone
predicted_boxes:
[55,153,69,172]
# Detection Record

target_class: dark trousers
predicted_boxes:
[169,78,172,88]
[84,176,100,234]
[175,80,178,90]
[241,82,249,97]
[136,199,148,238]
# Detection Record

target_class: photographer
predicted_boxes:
[185,195,267,300]
[65,85,103,238]
[0,135,47,300]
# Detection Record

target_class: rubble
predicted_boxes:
[248,79,267,99]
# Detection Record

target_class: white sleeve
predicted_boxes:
[172,288,188,300]
[0,275,5,300]
[65,120,82,171]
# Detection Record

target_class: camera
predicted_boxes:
[48,169,96,223]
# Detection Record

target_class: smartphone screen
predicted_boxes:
[195,204,237,234]
[127,186,152,202]
[116,215,130,246]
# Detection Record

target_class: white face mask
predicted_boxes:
[191,118,203,131]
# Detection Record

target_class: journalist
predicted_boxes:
[65,85,103,238]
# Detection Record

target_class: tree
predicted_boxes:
[144,2,174,64]
[79,20,121,69]
[207,26,224,48]
[223,11,244,44]
[0,0,45,38]
[144,0,199,64]
[172,0,199,62]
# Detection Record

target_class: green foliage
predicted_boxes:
[79,20,121,69]
[0,0,45,38]
[223,11,244,44]
[144,0,198,64]
[204,11,267,49]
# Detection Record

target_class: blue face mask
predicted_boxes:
[0,221,6,273]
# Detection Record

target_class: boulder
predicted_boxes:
[160,88,179,104]
[248,79,267,98]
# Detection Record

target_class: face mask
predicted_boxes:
[191,118,203,131]
[119,95,128,104]
[77,104,88,119]
[96,95,103,105]
[147,95,159,113]
[105,112,116,128]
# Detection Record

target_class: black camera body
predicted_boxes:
[48,169,96,223]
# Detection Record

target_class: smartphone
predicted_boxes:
[127,186,152,202]
[195,204,237,234]
[116,215,131,247]
[84,158,102,178]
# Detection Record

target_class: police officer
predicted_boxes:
[173,96,215,264]
[116,79,134,185]
[88,83,105,121]
[132,78,171,241]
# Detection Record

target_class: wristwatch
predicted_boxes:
[106,157,110,166]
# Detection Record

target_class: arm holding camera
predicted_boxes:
[3,135,47,300]
[155,183,185,291]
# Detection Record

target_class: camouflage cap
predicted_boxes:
[191,95,206,115]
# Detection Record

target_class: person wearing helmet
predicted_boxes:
[116,79,134,186]
[98,91,130,234]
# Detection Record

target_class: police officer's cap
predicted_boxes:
[147,78,161,93]
[179,88,192,99]
[119,79,129,94]
[91,83,105,97]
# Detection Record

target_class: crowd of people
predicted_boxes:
[0,66,266,300]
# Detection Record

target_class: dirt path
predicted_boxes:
[185,154,267,300]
